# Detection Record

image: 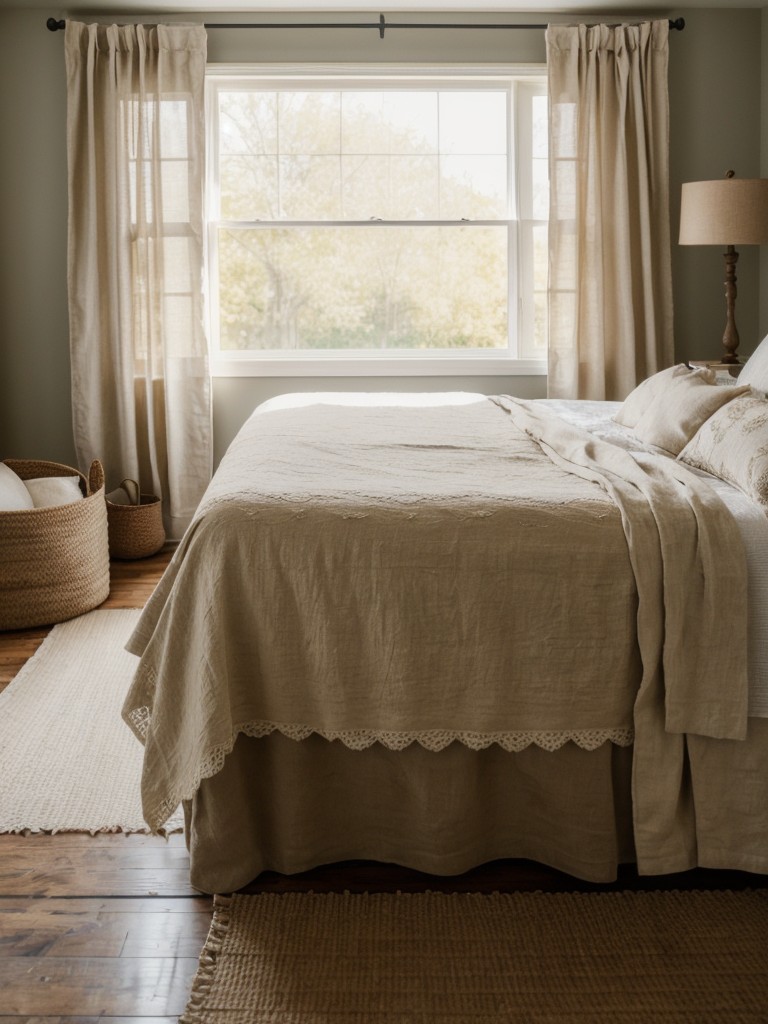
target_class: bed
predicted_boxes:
[122,354,768,895]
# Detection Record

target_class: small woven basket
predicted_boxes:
[0,459,110,631]
[106,480,165,560]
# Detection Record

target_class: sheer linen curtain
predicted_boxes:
[546,21,674,400]
[65,21,211,540]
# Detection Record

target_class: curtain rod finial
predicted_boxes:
[47,18,65,32]
[670,17,685,32]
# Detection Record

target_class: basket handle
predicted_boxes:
[88,459,105,495]
[119,478,141,506]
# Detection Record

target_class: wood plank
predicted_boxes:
[0,1020,178,1024]
[0,1018,178,1024]
[0,897,209,914]
[0,867,197,899]
[0,836,197,898]
[0,835,191,869]
[0,833,187,851]
[0,956,199,1016]
[102,549,173,610]
[0,901,211,959]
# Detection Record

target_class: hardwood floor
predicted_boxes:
[1,549,765,1019]
[0,549,208,1020]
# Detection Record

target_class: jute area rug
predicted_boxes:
[181,890,768,1023]
[0,607,182,833]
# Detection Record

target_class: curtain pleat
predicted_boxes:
[546,21,674,400]
[65,21,211,539]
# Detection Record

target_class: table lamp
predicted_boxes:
[679,171,768,363]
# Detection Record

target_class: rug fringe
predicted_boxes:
[179,893,233,1024]
[0,823,184,836]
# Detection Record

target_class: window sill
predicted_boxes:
[211,355,547,378]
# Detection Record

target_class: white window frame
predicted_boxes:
[206,63,547,377]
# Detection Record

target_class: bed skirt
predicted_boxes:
[183,719,768,894]
[183,732,637,894]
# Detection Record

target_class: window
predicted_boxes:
[206,67,547,376]
[124,95,202,367]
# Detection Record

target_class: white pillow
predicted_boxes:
[632,379,750,455]
[24,475,84,508]
[738,334,768,393]
[0,462,35,511]
[614,364,716,428]
[679,392,768,506]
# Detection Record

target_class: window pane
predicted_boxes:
[439,91,507,155]
[532,223,548,354]
[278,92,340,155]
[218,91,277,155]
[159,100,190,159]
[280,156,341,219]
[440,156,508,219]
[220,155,278,219]
[217,226,508,351]
[161,160,190,222]
[342,155,439,219]
[342,91,438,156]
[532,95,548,159]
[532,157,548,221]
[532,95,549,220]
[209,75,549,362]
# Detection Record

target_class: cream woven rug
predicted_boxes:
[182,890,768,1022]
[0,608,182,833]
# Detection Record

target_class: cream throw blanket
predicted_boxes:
[123,395,748,850]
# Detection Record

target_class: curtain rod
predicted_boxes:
[46,15,686,37]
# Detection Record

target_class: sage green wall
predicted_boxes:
[0,7,765,467]
[762,7,768,337]
[0,10,70,462]
[668,8,764,366]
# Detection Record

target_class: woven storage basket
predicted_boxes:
[106,481,165,560]
[0,459,110,631]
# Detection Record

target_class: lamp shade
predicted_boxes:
[679,178,768,245]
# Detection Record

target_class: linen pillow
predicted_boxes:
[738,333,768,393]
[613,363,716,428]
[24,475,84,508]
[679,392,768,505]
[632,379,751,455]
[0,462,35,511]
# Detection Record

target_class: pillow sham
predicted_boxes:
[632,379,750,455]
[614,363,716,428]
[0,462,35,511]
[679,392,768,506]
[24,475,84,508]
[738,333,768,393]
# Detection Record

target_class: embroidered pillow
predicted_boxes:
[0,462,35,511]
[738,334,768,393]
[679,392,768,505]
[614,363,716,428]
[632,380,750,455]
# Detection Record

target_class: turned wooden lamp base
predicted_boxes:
[720,243,741,364]
[680,172,768,366]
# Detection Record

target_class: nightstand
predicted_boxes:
[688,359,742,382]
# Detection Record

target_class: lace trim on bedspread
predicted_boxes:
[238,721,635,753]
[125,708,635,831]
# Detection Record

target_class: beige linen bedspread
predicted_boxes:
[123,394,748,857]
